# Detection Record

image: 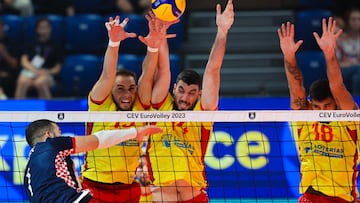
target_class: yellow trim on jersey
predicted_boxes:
[139,193,152,203]
[81,94,146,184]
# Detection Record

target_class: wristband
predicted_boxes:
[108,39,120,47]
[147,46,159,53]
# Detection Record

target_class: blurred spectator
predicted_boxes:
[0,0,20,15]
[115,0,151,15]
[15,17,64,99]
[334,15,346,31]
[13,0,33,16]
[32,0,74,16]
[0,19,20,98]
[336,7,360,95]
[0,87,7,99]
[332,0,360,17]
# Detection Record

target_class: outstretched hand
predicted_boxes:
[135,125,163,141]
[105,16,137,43]
[216,0,234,34]
[277,21,303,58]
[313,17,342,56]
[138,11,179,48]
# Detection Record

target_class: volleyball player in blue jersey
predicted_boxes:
[23,119,161,203]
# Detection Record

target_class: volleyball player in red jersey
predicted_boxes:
[278,17,360,202]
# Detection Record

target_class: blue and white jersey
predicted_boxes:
[24,136,91,203]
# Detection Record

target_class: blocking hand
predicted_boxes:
[277,21,303,59]
[313,17,342,56]
[105,16,137,43]
[216,0,234,34]
[138,11,179,48]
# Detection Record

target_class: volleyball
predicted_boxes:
[151,0,186,22]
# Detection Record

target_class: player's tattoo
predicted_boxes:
[285,60,303,81]
[293,97,307,109]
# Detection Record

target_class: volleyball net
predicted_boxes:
[1,110,360,202]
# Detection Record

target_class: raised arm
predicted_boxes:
[151,19,179,104]
[277,22,307,110]
[74,125,163,153]
[90,16,137,102]
[201,0,234,110]
[313,17,356,110]
[151,38,171,104]
[138,12,178,105]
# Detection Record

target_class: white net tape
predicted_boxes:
[0,110,360,122]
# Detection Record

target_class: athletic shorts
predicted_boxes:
[82,178,141,203]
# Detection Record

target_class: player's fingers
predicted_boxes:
[109,17,115,26]
[313,32,320,43]
[280,23,286,37]
[277,28,283,39]
[335,29,343,38]
[165,33,177,39]
[149,11,156,19]
[127,32,137,38]
[322,18,327,33]
[290,23,295,38]
[105,22,111,31]
[120,18,129,28]
[226,0,233,12]
[282,23,287,36]
[148,126,163,134]
[295,40,303,50]
[331,19,337,33]
[145,13,152,22]
[138,36,147,45]
[216,4,221,15]
[152,19,158,32]
[286,22,291,36]
[114,16,120,26]
[328,17,333,32]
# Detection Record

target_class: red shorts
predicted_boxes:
[82,178,141,203]
[153,192,208,203]
[180,192,208,203]
[299,192,351,203]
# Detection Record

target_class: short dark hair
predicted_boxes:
[26,119,56,147]
[116,69,137,81]
[309,79,333,101]
[176,69,202,89]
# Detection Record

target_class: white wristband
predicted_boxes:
[94,127,137,149]
[147,46,159,53]
[108,39,120,47]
